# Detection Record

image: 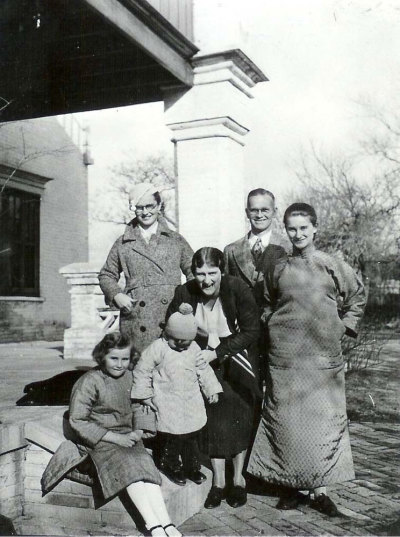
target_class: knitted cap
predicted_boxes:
[165,303,198,340]
[128,182,160,207]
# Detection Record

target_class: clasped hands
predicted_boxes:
[104,429,143,448]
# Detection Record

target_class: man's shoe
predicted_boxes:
[204,486,225,509]
[162,467,186,486]
[186,470,207,485]
[312,494,339,517]
[276,494,300,510]
[226,485,247,508]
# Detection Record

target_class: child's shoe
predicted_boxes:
[186,470,206,485]
[162,467,186,486]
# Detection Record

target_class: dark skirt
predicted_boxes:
[202,367,257,458]
[90,439,161,499]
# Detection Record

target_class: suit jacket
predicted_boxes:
[223,229,289,307]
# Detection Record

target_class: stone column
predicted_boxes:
[164,50,267,251]
[60,262,111,360]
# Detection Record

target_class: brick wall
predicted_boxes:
[0,117,89,342]
[0,449,25,520]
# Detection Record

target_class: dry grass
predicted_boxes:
[345,336,400,423]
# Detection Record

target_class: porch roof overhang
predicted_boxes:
[0,0,198,122]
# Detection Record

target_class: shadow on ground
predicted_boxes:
[16,369,91,406]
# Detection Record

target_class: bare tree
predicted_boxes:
[290,142,400,280]
[91,153,176,227]
[0,103,77,196]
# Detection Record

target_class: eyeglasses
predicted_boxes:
[247,208,273,216]
[131,203,159,213]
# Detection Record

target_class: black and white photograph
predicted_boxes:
[0,1,399,536]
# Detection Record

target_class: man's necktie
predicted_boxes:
[251,237,263,263]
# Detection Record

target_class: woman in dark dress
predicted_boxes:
[167,247,261,509]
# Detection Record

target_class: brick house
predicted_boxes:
[0,117,89,342]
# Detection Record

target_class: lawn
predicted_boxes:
[345,334,400,424]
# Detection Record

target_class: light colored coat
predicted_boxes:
[98,217,193,350]
[131,338,223,435]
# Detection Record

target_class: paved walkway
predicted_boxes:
[180,338,400,536]
[0,339,399,536]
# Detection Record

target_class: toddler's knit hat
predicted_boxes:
[165,303,198,340]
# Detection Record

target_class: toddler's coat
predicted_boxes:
[131,338,222,434]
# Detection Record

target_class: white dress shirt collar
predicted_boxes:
[248,227,272,249]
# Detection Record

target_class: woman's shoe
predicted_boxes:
[204,486,225,509]
[186,470,207,485]
[276,494,300,510]
[312,494,339,517]
[226,485,247,508]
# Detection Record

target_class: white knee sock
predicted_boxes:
[126,481,160,530]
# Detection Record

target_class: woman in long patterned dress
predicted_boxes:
[248,203,366,516]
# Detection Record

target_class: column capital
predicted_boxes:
[168,116,249,146]
[192,49,268,98]
[164,48,267,144]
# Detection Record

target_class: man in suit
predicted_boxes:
[224,188,289,391]
[224,188,289,307]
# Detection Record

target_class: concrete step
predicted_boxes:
[23,414,211,535]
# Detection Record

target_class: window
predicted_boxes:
[0,187,40,296]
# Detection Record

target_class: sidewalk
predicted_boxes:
[0,339,399,536]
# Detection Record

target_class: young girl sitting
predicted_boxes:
[131,304,222,487]
[42,332,181,537]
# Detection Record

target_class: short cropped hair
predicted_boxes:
[191,247,225,274]
[92,332,140,371]
[283,203,318,227]
[247,188,275,207]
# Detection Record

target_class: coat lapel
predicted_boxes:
[122,218,172,273]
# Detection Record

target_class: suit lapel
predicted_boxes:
[232,236,256,286]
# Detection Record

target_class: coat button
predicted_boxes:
[161,298,168,305]
[140,326,146,332]
[139,301,146,307]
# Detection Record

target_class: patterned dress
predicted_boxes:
[248,246,366,489]
[69,368,161,499]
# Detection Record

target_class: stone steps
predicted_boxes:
[21,414,211,535]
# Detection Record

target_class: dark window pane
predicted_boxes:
[0,187,40,296]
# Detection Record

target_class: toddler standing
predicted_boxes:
[131,304,222,486]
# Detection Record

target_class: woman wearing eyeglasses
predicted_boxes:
[99,183,194,351]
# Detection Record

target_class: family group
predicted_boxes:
[42,183,366,536]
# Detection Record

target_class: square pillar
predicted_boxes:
[164,50,267,251]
